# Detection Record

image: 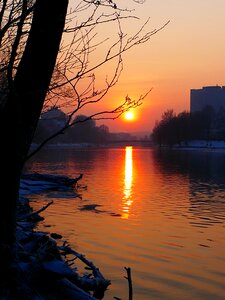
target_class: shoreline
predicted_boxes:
[16,173,110,299]
[154,140,225,152]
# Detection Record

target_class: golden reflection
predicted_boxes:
[122,146,133,219]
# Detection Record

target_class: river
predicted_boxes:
[24,146,225,299]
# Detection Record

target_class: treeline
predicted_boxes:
[151,106,225,146]
[33,107,110,144]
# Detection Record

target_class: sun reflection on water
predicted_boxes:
[122,146,133,219]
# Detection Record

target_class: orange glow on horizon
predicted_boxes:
[66,1,225,134]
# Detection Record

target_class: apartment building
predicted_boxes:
[190,85,225,113]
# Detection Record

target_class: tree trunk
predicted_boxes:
[0,0,68,293]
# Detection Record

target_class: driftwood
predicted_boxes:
[59,243,111,298]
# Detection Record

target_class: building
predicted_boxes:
[190,85,225,113]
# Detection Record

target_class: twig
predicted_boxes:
[60,245,110,299]
[60,244,109,281]
[124,267,133,300]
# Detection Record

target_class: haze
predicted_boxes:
[80,0,225,134]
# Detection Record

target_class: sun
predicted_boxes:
[124,111,134,121]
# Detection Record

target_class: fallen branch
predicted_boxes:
[57,278,98,300]
[59,243,111,298]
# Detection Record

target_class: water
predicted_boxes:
[24,146,225,299]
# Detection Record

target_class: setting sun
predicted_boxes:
[124,111,134,121]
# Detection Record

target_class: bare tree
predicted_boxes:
[0,1,68,296]
[30,1,169,155]
[0,0,168,297]
[1,1,168,156]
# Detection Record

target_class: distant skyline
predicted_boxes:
[73,0,225,133]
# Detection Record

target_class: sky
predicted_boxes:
[72,0,225,134]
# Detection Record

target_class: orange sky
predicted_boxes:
[70,0,225,134]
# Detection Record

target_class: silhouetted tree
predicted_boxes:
[152,107,221,147]
[176,111,190,144]
[0,0,68,295]
[0,0,168,296]
[70,114,96,142]
[152,110,191,146]
[96,124,110,143]
[152,109,177,146]
[151,120,164,147]
[33,110,111,144]
[33,107,68,143]
[25,4,170,157]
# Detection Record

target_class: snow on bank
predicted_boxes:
[174,140,225,150]
[30,142,98,150]
[15,173,110,299]
[19,173,82,198]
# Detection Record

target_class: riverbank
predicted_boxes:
[180,140,225,148]
[170,140,225,151]
[30,140,153,151]
[22,146,225,299]
[14,173,110,299]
